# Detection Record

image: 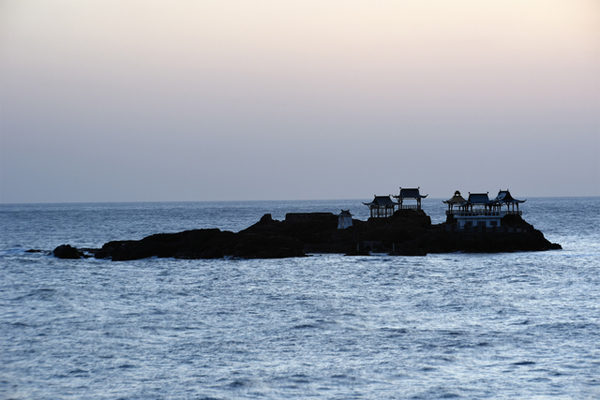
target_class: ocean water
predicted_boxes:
[1,197,599,399]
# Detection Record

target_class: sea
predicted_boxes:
[1,197,599,399]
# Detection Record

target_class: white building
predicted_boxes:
[337,210,353,229]
[445,190,525,230]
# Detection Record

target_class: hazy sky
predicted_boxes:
[1,0,599,202]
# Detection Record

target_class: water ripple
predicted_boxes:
[1,198,599,399]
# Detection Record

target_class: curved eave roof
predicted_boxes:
[495,190,526,204]
[443,196,467,205]
[467,193,491,205]
[395,188,428,199]
[363,196,396,207]
[499,199,526,204]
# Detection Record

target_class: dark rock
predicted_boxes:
[259,213,273,223]
[94,229,235,261]
[52,208,561,261]
[390,240,427,256]
[53,244,83,259]
[92,228,305,261]
[233,233,305,259]
[344,247,370,256]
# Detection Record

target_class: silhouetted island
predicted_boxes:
[53,188,561,260]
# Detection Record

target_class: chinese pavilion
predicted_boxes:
[444,189,526,230]
[494,189,525,213]
[393,187,428,210]
[443,190,467,212]
[363,195,396,218]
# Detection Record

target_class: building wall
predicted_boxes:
[456,216,502,230]
[337,216,353,229]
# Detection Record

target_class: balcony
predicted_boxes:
[397,204,419,210]
[446,210,522,217]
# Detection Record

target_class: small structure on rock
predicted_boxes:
[363,195,396,218]
[494,189,526,213]
[443,190,467,212]
[446,189,526,230]
[394,187,428,210]
[337,210,353,229]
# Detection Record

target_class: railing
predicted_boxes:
[397,205,419,210]
[446,210,522,217]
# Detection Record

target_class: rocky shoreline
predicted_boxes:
[52,210,561,260]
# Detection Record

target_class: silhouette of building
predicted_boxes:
[337,210,353,229]
[445,189,525,230]
[363,195,396,218]
[443,190,467,212]
[494,189,526,213]
[393,187,427,210]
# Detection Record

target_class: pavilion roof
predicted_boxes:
[339,209,352,216]
[363,195,396,207]
[494,190,526,204]
[443,190,467,205]
[467,192,491,205]
[395,187,428,199]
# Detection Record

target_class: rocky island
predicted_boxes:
[53,188,561,260]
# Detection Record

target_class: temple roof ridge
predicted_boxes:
[363,195,396,207]
[394,187,428,199]
[443,190,467,205]
[494,189,526,204]
[467,192,491,205]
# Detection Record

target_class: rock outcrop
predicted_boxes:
[92,228,304,261]
[53,244,84,259]
[52,209,561,261]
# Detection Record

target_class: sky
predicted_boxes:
[1,0,599,203]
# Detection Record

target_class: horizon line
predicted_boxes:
[1,194,599,206]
